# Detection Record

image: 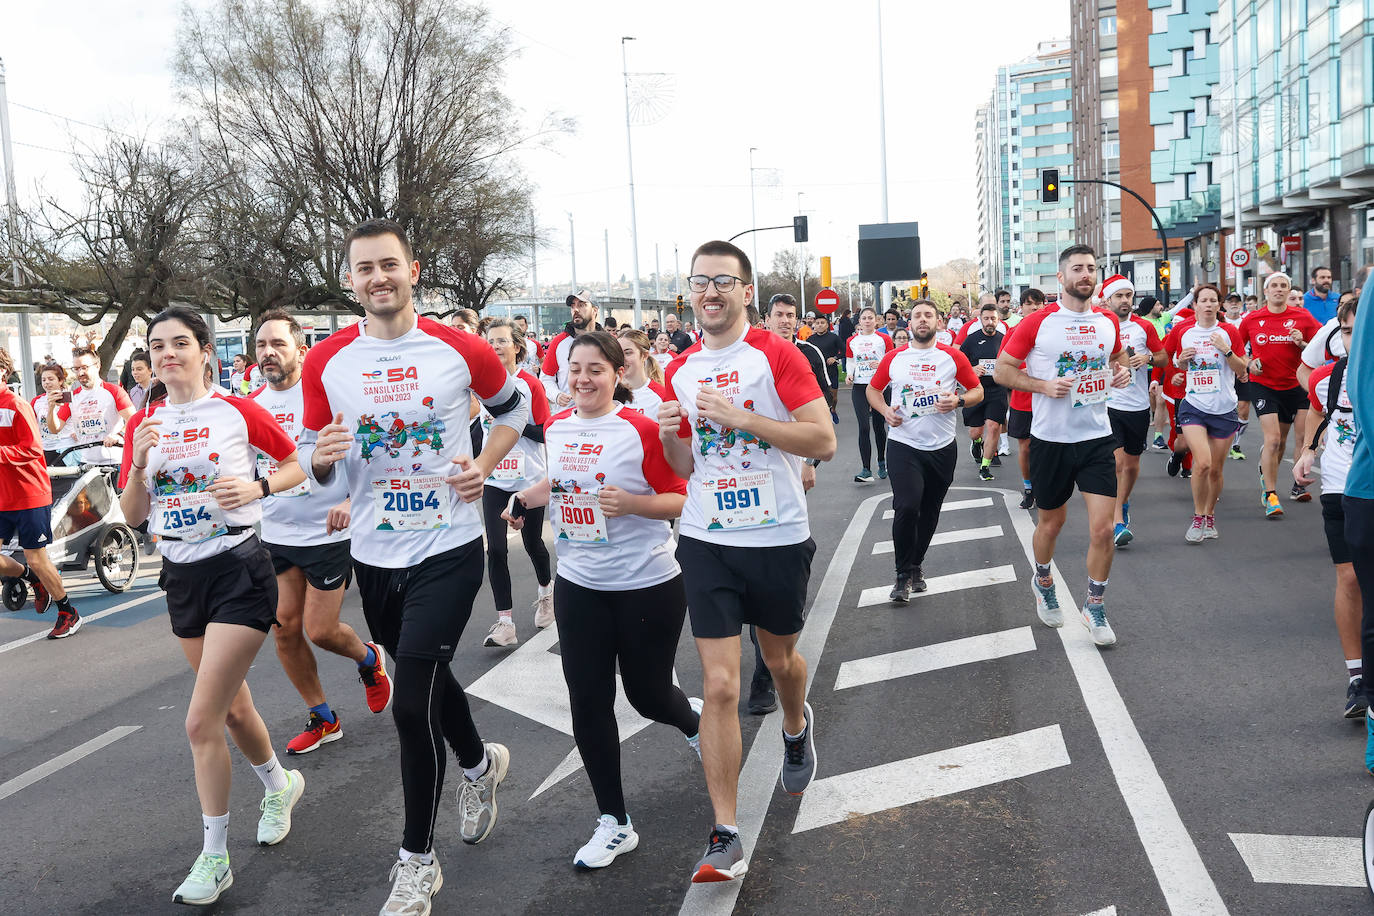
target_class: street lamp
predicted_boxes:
[620,37,644,329]
[749,147,760,292]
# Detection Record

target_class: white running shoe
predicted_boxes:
[482,620,518,648]
[686,697,704,760]
[257,769,305,846]
[533,591,555,629]
[1032,579,1063,628]
[1081,602,1117,647]
[1203,516,1218,539]
[573,814,640,869]
[998,438,1011,456]
[380,855,443,916]
[458,742,509,845]
[1184,515,1205,544]
[172,852,232,905]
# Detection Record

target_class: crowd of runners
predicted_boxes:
[2,226,1373,914]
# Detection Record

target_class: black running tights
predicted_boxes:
[554,574,699,823]
[481,484,552,610]
[853,383,889,468]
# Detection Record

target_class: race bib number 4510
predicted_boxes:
[370,475,449,532]
[1070,369,1111,407]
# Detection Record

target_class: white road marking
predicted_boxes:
[0,589,164,656]
[1228,833,1362,887]
[1002,490,1228,914]
[0,726,142,802]
[872,524,1004,554]
[1083,908,1118,916]
[857,565,1017,607]
[792,725,1071,833]
[678,492,890,915]
[834,626,1036,691]
[883,496,991,520]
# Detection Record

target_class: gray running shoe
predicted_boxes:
[889,575,911,604]
[691,826,748,883]
[779,702,817,795]
[380,854,442,916]
[1033,578,1063,627]
[458,742,509,845]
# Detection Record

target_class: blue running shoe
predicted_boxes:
[1121,501,1131,526]
[1113,523,1133,547]
[1365,708,1374,775]
[877,461,887,480]
[1033,578,1062,628]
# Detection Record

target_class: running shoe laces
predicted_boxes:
[707,830,736,856]
[259,776,294,824]
[1034,579,1059,610]
[1086,603,1108,627]
[459,780,485,822]
[784,731,808,767]
[187,852,228,885]
[386,858,432,904]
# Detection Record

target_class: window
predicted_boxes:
[1104,139,1121,158]
[1013,233,1022,241]
[1011,126,1018,135]
[1100,57,1118,78]
[1182,48,1196,76]
[1100,15,1117,35]
[1101,99,1119,117]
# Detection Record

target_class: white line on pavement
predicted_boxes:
[1228,833,1362,887]
[883,496,992,520]
[677,492,891,916]
[1002,490,1229,914]
[872,524,1004,554]
[857,565,1017,607]
[0,589,165,656]
[0,726,142,803]
[834,626,1036,691]
[792,724,1071,833]
[1083,908,1118,916]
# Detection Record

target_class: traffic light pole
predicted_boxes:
[1059,177,1171,301]
[728,224,799,243]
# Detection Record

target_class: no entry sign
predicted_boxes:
[814,288,839,314]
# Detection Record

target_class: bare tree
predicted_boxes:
[757,249,822,313]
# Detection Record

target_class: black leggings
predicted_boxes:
[481,485,551,610]
[852,383,889,467]
[555,574,699,823]
[887,439,957,576]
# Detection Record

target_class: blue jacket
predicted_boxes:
[1347,282,1373,498]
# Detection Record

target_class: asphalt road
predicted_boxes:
[1,414,1370,915]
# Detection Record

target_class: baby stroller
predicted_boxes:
[1,443,141,611]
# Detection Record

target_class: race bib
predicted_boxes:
[489,452,526,481]
[74,401,107,440]
[697,471,779,530]
[554,492,609,545]
[1070,369,1111,407]
[856,357,878,377]
[256,456,309,498]
[370,474,449,532]
[903,386,943,418]
[1186,368,1219,394]
[979,358,998,376]
[153,491,228,544]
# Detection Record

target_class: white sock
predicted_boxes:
[202,813,229,858]
[399,847,434,865]
[1348,659,1363,682]
[716,824,739,835]
[498,610,513,623]
[463,753,490,781]
[538,581,553,598]
[252,755,289,794]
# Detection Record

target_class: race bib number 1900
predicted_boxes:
[1070,369,1111,407]
[697,471,779,530]
[370,474,449,532]
[554,492,609,545]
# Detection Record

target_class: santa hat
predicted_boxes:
[1101,274,1134,298]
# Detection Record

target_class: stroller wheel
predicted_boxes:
[2,578,28,612]
[96,524,140,593]
[1364,798,1374,900]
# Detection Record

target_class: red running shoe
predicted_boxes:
[31,580,51,614]
[46,607,81,639]
[285,712,342,755]
[358,642,393,713]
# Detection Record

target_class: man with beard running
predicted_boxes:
[959,301,1006,481]
[250,311,393,756]
[995,246,1132,647]
[541,289,602,408]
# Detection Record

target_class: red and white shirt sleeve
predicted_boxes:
[1000,304,1122,444]
[1107,315,1164,412]
[250,380,350,547]
[846,332,893,385]
[870,344,981,451]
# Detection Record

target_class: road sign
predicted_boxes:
[814,288,840,314]
[1230,248,1251,269]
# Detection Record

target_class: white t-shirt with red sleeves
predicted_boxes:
[250,380,350,548]
[482,369,549,494]
[33,394,74,453]
[934,329,954,346]
[545,404,686,590]
[1165,319,1245,416]
[540,330,577,402]
[625,378,668,418]
[652,350,675,373]
[845,332,894,385]
[120,390,296,565]
[666,325,823,548]
[869,343,982,451]
[955,319,1009,346]
[57,381,132,464]
[1107,314,1164,412]
[1000,304,1124,443]
[1308,360,1356,495]
[300,315,527,569]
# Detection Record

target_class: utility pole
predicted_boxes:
[568,212,577,292]
[620,37,644,329]
[655,243,662,300]
[875,0,891,310]
[749,147,761,290]
[604,228,612,302]
[1228,0,1246,296]
[797,191,807,305]
[0,57,20,287]
[529,208,538,300]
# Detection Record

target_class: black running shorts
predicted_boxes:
[963,389,1009,428]
[0,505,53,550]
[266,539,353,591]
[1007,407,1033,441]
[678,536,816,639]
[1027,435,1118,511]
[1108,407,1151,456]
[160,536,279,639]
[1250,382,1307,425]
[1322,493,1351,565]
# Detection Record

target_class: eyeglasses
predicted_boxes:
[488,337,514,347]
[687,274,746,293]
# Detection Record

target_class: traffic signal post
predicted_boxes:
[1040,170,1173,301]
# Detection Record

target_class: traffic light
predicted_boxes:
[1041,168,1060,204]
[919,271,929,299]
[675,294,684,313]
[793,215,809,243]
[1157,259,1171,291]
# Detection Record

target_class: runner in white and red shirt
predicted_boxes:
[249,311,391,758]
[301,219,529,915]
[1293,298,1364,718]
[1164,284,1248,543]
[507,329,699,871]
[868,298,983,600]
[658,240,834,882]
[118,306,307,905]
[51,346,134,466]
[1005,288,1048,508]
[618,327,671,417]
[995,245,1132,647]
[512,314,544,375]
[1100,275,1166,548]
[1240,271,1324,514]
[540,288,601,407]
[35,362,75,464]
[845,306,895,482]
[651,331,677,372]
[478,318,553,648]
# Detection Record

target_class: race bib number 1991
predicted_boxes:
[697,471,778,530]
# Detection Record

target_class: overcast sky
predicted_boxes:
[2,0,1065,294]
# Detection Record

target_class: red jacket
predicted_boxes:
[0,387,52,510]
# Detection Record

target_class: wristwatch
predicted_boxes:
[259,478,271,500]
[956,395,966,408]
